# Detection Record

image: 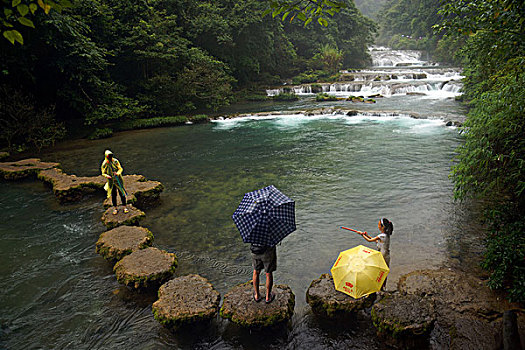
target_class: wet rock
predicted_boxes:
[114,247,177,289]
[152,274,220,330]
[398,269,524,350]
[0,158,60,180]
[38,168,105,203]
[101,205,145,229]
[220,281,295,328]
[406,92,426,96]
[306,273,376,318]
[95,226,154,262]
[371,293,435,349]
[102,174,164,209]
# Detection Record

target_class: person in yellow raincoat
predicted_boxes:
[101,150,128,215]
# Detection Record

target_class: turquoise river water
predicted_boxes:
[0,51,486,349]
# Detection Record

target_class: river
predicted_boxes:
[0,48,484,349]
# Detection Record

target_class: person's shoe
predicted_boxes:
[123,207,129,214]
[265,292,275,304]
[112,208,118,215]
[253,293,262,303]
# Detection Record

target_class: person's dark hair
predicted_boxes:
[380,218,394,235]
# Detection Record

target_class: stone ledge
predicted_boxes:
[102,175,164,209]
[0,158,60,180]
[95,226,154,262]
[101,205,145,229]
[371,293,435,349]
[114,247,177,289]
[220,281,295,328]
[38,167,105,203]
[152,274,220,330]
[306,273,376,318]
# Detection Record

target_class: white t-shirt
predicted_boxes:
[376,233,390,265]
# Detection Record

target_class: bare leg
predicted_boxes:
[253,270,261,300]
[265,272,273,301]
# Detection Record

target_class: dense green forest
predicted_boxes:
[0,0,375,149]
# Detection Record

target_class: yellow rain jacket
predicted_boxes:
[101,150,126,198]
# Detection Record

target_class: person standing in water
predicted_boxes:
[101,150,128,215]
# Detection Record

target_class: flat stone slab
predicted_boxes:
[306,273,376,318]
[101,205,145,229]
[371,293,435,348]
[114,247,177,289]
[152,274,220,330]
[38,167,106,203]
[220,281,295,327]
[0,158,60,180]
[102,175,164,209]
[95,226,154,261]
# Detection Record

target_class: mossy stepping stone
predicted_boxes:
[95,226,154,262]
[38,167,106,203]
[371,293,435,348]
[114,247,177,289]
[102,174,164,209]
[0,158,60,180]
[306,273,376,318]
[152,274,220,330]
[220,281,295,328]
[101,205,145,229]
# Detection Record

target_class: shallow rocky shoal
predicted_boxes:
[371,293,435,349]
[306,273,376,318]
[101,205,145,229]
[38,167,106,203]
[113,247,177,289]
[152,274,220,330]
[395,268,525,350]
[102,175,164,209]
[0,158,60,180]
[95,226,154,261]
[220,281,295,328]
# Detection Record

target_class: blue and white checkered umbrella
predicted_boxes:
[232,185,296,247]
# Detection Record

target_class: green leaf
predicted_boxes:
[4,8,13,17]
[296,12,307,21]
[3,29,23,44]
[12,0,22,7]
[318,17,328,26]
[3,30,15,44]
[18,17,35,28]
[261,8,272,17]
[304,17,312,26]
[17,4,29,16]
[282,11,290,21]
[29,3,37,14]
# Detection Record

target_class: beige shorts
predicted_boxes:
[251,246,277,273]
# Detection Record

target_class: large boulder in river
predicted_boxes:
[95,226,154,262]
[101,205,145,229]
[371,293,435,349]
[220,281,295,328]
[0,158,60,180]
[152,274,220,330]
[114,247,177,289]
[396,269,524,350]
[38,167,105,203]
[306,273,376,318]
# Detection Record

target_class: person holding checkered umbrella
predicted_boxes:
[232,185,296,304]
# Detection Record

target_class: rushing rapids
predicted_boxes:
[267,47,463,99]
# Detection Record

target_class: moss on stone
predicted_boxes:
[95,226,154,262]
[0,158,60,180]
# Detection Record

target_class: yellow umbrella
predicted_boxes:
[330,245,390,299]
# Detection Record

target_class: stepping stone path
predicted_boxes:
[306,273,376,318]
[101,205,145,229]
[38,168,106,203]
[371,293,435,349]
[220,281,295,327]
[102,174,164,209]
[153,274,220,330]
[96,226,154,262]
[0,158,60,180]
[114,247,177,289]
